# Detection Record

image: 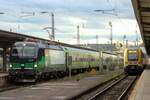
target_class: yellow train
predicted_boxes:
[124,48,145,74]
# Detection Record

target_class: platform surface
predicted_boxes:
[0,70,123,100]
[129,69,150,100]
[0,73,8,77]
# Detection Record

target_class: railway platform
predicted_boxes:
[0,73,8,87]
[0,70,123,100]
[129,69,150,100]
[0,73,8,77]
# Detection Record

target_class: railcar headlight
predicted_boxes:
[34,64,37,68]
[10,64,12,68]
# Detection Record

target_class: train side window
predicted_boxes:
[103,65,107,69]
[68,56,72,65]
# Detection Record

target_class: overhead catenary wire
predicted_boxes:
[106,0,140,45]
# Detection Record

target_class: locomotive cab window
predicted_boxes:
[11,46,22,57]
[38,48,44,60]
[11,43,36,57]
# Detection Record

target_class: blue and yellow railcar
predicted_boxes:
[124,48,145,74]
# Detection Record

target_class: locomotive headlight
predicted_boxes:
[34,64,37,68]
[10,64,12,68]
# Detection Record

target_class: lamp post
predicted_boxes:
[96,35,99,51]
[135,24,139,47]
[76,23,85,45]
[94,9,117,51]
[123,35,126,47]
[109,21,113,51]
[43,27,53,40]
[40,12,55,40]
[126,40,128,48]
[77,25,80,45]
[51,13,55,40]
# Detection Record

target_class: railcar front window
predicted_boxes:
[128,53,138,61]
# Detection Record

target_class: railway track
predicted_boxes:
[87,75,137,100]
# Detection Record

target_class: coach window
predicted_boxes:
[68,56,72,65]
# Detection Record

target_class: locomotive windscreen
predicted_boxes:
[11,43,36,57]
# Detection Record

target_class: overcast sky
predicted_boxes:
[0,0,142,45]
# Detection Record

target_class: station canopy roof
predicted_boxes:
[132,0,150,55]
[0,29,49,48]
[0,29,96,51]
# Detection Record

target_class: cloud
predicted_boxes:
[0,0,142,45]
[68,17,87,25]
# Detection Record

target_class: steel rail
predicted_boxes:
[88,75,128,100]
[88,75,137,100]
[117,76,137,100]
